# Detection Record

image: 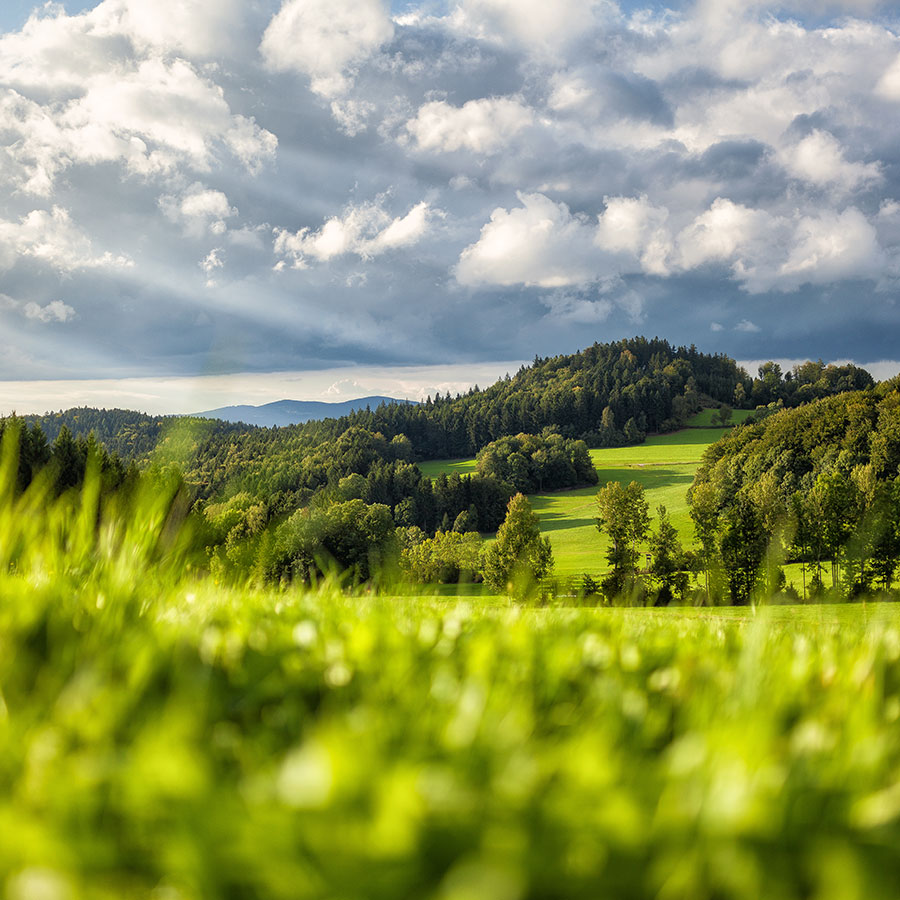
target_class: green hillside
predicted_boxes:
[533,433,711,578]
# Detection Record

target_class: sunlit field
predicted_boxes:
[420,421,735,581]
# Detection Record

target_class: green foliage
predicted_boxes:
[649,504,687,603]
[719,495,768,604]
[401,530,483,583]
[596,480,650,586]
[483,493,553,595]
[477,431,598,493]
[713,403,733,427]
[268,499,399,584]
[692,388,900,600]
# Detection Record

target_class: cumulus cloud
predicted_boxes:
[405,97,534,155]
[0,207,131,273]
[454,0,603,52]
[0,12,277,195]
[677,200,884,292]
[274,198,435,268]
[97,0,248,58]
[456,192,598,287]
[779,130,880,192]
[261,0,393,98]
[200,248,225,287]
[458,192,889,294]
[160,184,237,236]
[596,196,672,276]
[24,300,76,323]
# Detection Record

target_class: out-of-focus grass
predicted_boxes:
[5,430,900,898]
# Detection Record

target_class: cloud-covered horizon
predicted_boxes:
[2,0,900,383]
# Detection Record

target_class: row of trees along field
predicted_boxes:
[593,383,900,606]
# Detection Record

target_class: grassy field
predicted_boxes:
[421,422,733,580]
[416,456,478,479]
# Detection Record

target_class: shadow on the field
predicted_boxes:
[594,467,695,492]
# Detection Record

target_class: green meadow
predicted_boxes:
[421,421,736,580]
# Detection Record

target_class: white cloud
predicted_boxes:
[877,52,900,100]
[454,0,604,52]
[459,192,890,294]
[0,24,277,195]
[676,199,884,292]
[160,183,237,236]
[0,207,131,273]
[780,130,880,192]
[778,207,883,287]
[455,192,598,288]
[97,0,247,58]
[735,318,760,333]
[274,199,434,268]
[596,196,672,276]
[200,248,225,287]
[677,198,777,272]
[24,300,76,323]
[261,0,393,99]
[405,97,534,155]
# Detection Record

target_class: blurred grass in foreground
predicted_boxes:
[3,432,900,898]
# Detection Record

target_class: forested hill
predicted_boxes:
[336,337,745,457]
[22,339,876,471]
[693,384,900,495]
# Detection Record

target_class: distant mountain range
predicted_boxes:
[193,396,416,427]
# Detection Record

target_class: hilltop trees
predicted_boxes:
[687,386,900,601]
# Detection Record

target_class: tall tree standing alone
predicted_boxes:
[595,480,650,600]
[483,493,553,597]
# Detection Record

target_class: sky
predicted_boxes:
[2,0,900,412]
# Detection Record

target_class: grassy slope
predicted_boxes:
[419,418,735,580]
[533,430,720,578]
[416,457,478,479]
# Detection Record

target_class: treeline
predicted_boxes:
[743,360,874,409]
[0,417,135,495]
